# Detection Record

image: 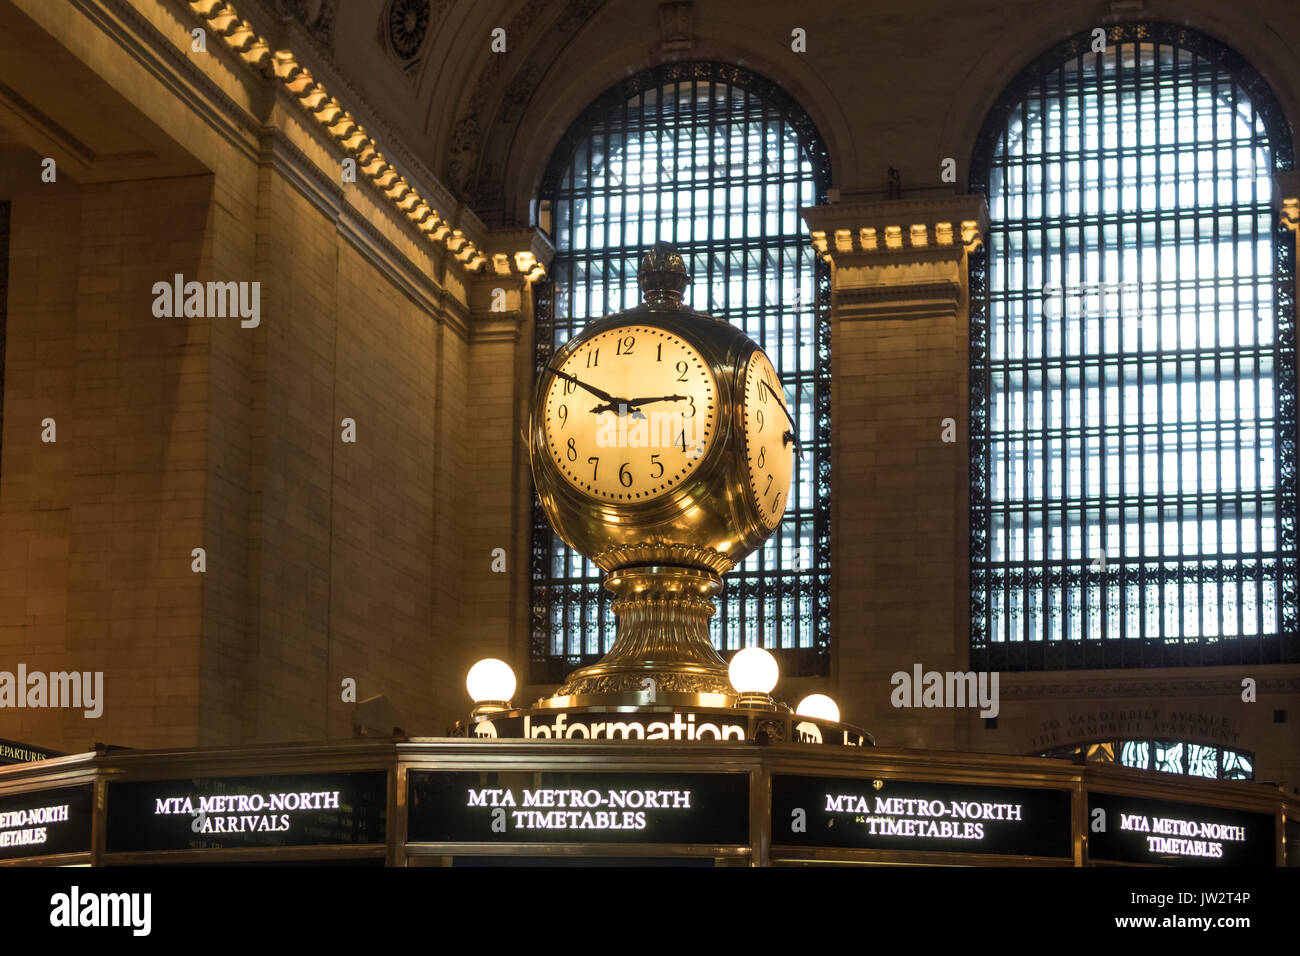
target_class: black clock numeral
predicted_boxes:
[772,491,782,513]
[684,395,695,418]
[618,462,633,487]
[764,473,773,495]
[675,360,689,382]
[656,343,663,362]
[758,380,768,402]
[586,349,600,368]
[650,454,664,479]
[566,437,577,461]
[616,335,635,355]
[756,409,765,430]
[563,377,577,395]
[757,446,765,468]
[558,405,568,428]
[675,429,687,452]
[587,456,599,479]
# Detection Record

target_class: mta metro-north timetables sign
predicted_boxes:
[407,770,750,845]
[1087,792,1275,866]
[0,784,93,859]
[772,774,1073,858]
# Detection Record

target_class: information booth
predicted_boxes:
[0,737,1292,867]
[3,247,1296,869]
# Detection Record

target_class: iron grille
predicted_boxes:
[530,62,831,683]
[969,23,1299,669]
[1040,739,1254,780]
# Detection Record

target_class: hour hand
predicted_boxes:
[589,401,647,420]
[589,394,688,419]
[623,394,688,407]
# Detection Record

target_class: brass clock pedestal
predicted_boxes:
[544,565,734,706]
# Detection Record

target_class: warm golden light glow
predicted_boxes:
[796,693,840,722]
[729,647,778,695]
[466,659,516,704]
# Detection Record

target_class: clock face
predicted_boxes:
[542,326,717,502]
[742,349,796,529]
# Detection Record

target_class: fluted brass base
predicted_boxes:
[549,565,733,703]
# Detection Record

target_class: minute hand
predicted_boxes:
[760,379,803,456]
[549,367,617,405]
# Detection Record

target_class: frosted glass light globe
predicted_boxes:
[728,647,779,695]
[466,658,516,703]
[796,693,840,723]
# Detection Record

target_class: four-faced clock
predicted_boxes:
[742,349,796,529]
[542,326,718,502]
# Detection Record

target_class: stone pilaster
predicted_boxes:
[802,195,988,750]
[455,227,553,721]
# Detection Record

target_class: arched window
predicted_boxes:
[969,24,1298,669]
[531,62,831,684]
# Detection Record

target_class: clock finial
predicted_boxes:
[638,242,689,306]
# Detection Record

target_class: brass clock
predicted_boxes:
[529,243,798,704]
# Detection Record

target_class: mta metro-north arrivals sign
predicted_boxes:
[772,775,1072,858]
[105,772,387,852]
[407,770,750,845]
[1087,792,1275,866]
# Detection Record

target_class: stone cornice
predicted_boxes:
[67,0,263,163]
[480,227,556,285]
[469,312,526,345]
[804,195,991,262]
[1000,672,1300,700]
[259,125,469,336]
[59,0,483,328]
[247,2,467,231]
[179,0,525,280]
[834,280,963,323]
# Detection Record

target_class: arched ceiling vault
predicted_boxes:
[434,0,606,223]
[433,0,856,229]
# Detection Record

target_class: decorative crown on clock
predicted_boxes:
[637,244,689,305]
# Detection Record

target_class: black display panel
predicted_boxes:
[451,856,716,867]
[0,784,93,859]
[408,770,749,845]
[1087,792,1275,867]
[772,774,1072,858]
[105,772,386,852]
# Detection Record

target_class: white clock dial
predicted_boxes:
[742,349,796,529]
[543,326,717,502]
